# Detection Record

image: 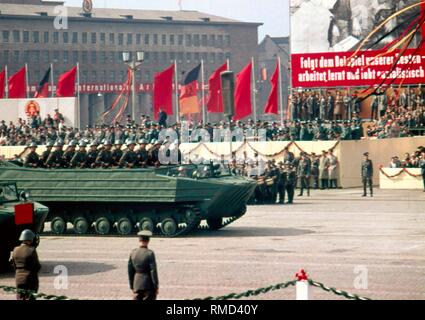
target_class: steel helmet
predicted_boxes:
[19,229,36,242]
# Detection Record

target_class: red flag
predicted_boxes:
[8,67,27,99]
[206,62,227,113]
[153,64,174,120]
[264,62,279,115]
[34,67,51,98]
[56,66,77,97]
[179,64,201,115]
[233,62,252,120]
[0,69,5,99]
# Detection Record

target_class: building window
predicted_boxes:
[82,51,88,63]
[135,71,141,82]
[193,34,200,47]
[109,52,115,63]
[170,52,175,61]
[33,51,40,64]
[178,35,183,46]
[101,70,107,82]
[202,52,208,62]
[118,33,124,45]
[170,34,175,46]
[63,51,69,63]
[161,52,168,61]
[33,31,40,43]
[43,32,49,43]
[152,52,158,61]
[82,32,88,44]
[44,50,49,63]
[2,31,10,43]
[53,32,59,44]
[194,52,200,62]
[210,52,216,64]
[144,70,151,81]
[91,33,97,44]
[144,34,150,45]
[144,52,150,61]
[82,71,88,83]
[186,52,192,63]
[116,52,121,62]
[127,33,132,45]
[91,71,97,82]
[100,33,106,44]
[72,51,78,63]
[13,51,19,63]
[91,51,97,63]
[100,51,106,63]
[63,32,69,44]
[225,35,231,47]
[109,71,115,82]
[217,35,224,47]
[53,50,60,62]
[218,52,224,62]
[177,52,183,63]
[153,34,158,45]
[120,70,125,82]
[3,50,9,63]
[23,31,29,43]
[225,52,231,60]
[162,34,166,45]
[185,34,192,47]
[72,32,78,44]
[201,34,207,47]
[13,30,20,43]
[136,34,141,45]
[109,33,115,45]
[34,71,40,83]
[23,50,29,63]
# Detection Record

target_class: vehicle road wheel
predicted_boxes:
[207,218,223,231]
[51,217,67,234]
[95,217,111,235]
[160,218,177,237]
[138,217,155,232]
[117,218,133,236]
[73,217,90,235]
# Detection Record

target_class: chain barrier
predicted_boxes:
[1,269,372,301]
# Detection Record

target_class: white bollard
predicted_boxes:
[296,281,309,300]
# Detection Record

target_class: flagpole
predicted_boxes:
[251,57,257,123]
[226,58,230,70]
[277,57,284,126]
[77,63,81,129]
[50,63,54,98]
[201,59,206,124]
[25,63,29,99]
[4,65,8,99]
[174,60,179,123]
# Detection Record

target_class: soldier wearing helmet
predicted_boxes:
[45,141,64,168]
[136,139,149,168]
[40,141,54,168]
[86,141,99,168]
[11,229,41,300]
[112,140,123,167]
[23,142,40,168]
[95,140,114,168]
[62,140,78,168]
[119,140,138,168]
[70,142,88,168]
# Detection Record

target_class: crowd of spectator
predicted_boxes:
[388,146,425,169]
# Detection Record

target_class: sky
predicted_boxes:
[64,0,290,41]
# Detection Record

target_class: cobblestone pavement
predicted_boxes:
[1,188,424,300]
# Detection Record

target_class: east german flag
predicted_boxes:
[179,64,201,115]
[34,67,51,98]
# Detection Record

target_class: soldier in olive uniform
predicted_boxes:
[297,152,311,197]
[136,139,149,168]
[419,150,425,192]
[361,152,374,197]
[11,230,41,300]
[284,162,297,204]
[148,140,162,167]
[276,162,287,204]
[311,153,320,189]
[23,142,40,168]
[119,140,138,168]
[45,141,64,168]
[62,140,77,168]
[70,142,88,168]
[40,141,54,168]
[86,141,99,168]
[128,230,159,301]
[112,140,124,167]
[95,141,114,168]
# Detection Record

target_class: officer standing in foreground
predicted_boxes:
[128,230,159,301]
[284,161,296,204]
[361,152,374,197]
[11,229,41,300]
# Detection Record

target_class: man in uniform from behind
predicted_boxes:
[11,229,41,300]
[361,152,374,197]
[128,231,159,301]
[23,142,40,168]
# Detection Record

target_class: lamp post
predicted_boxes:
[122,51,144,122]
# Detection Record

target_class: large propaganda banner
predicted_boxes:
[290,0,425,88]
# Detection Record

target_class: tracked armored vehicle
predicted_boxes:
[0,161,256,237]
[0,182,48,272]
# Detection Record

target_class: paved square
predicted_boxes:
[1,188,424,300]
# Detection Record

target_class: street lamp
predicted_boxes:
[122,51,144,122]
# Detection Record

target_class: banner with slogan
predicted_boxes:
[291,48,425,88]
